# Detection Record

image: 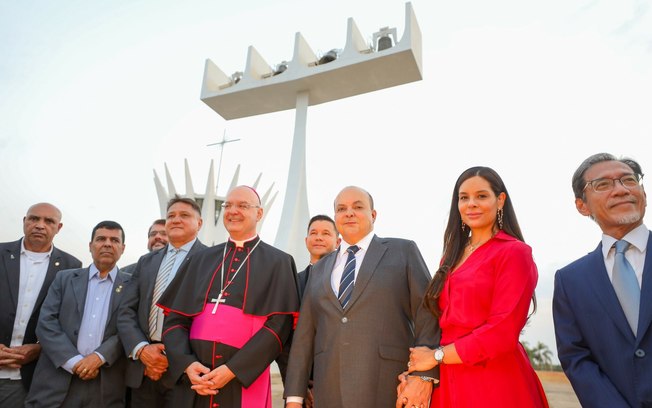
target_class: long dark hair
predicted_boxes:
[424,166,533,317]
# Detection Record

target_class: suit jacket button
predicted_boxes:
[635,349,646,358]
[341,317,348,323]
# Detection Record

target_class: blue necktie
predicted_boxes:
[338,245,359,308]
[612,240,640,336]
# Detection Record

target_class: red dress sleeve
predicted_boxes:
[454,241,537,365]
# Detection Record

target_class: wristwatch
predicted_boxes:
[434,346,445,364]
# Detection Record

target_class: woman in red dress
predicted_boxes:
[403,166,549,408]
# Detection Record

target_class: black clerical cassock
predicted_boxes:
[158,236,300,408]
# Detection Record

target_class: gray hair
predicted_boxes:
[571,153,643,199]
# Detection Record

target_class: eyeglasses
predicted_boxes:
[148,231,167,237]
[583,174,644,193]
[220,202,260,211]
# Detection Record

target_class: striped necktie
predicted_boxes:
[149,248,178,340]
[338,245,359,308]
[612,240,640,336]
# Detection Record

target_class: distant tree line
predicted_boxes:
[521,341,562,371]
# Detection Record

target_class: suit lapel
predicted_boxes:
[635,231,652,343]
[34,247,68,311]
[2,240,21,308]
[144,248,166,309]
[586,244,636,340]
[107,270,129,330]
[72,268,90,317]
[322,252,340,308]
[346,235,384,310]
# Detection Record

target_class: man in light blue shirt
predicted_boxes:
[25,221,130,407]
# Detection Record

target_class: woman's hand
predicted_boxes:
[407,346,437,373]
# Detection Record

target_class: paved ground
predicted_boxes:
[537,371,581,408]
[271,370,580,407]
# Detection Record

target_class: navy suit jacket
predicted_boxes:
[0,239,81,390]
[553,232,652,407]
[117,240,206,389]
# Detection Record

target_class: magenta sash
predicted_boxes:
[190,303,271,408]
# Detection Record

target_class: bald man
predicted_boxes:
[0,203,81,406]
[284,186,438,408]
[158,186,300,407]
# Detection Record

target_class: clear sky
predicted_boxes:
[1,0,651,362]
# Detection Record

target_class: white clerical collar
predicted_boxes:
[229,235,258,248]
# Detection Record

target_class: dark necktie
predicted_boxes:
[338,245,359,308]
[612,240,640,336]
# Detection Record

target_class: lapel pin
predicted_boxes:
[55,261,60,267]
[116,285,123,293]
[10,254,15,259]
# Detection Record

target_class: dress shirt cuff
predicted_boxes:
[62,355,84,374]
[286,396,304,404]
[94,351,106,364]
[131,342,149,360]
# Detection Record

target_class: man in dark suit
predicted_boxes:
[553,153,652,407]
[284,186,439,408]
[121,219,168,277]
[25,220,129,407]
[297,214,340,298]
[118,197,205,407]
[0,203,81,407]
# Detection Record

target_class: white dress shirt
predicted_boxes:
[329,231,374,295]
[0,240,52,380]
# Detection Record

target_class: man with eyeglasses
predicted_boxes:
[157,185,300,407]
[121,220,169,278]
[118,197,206,407]
[146,219,169,252]
[553,153,652,407]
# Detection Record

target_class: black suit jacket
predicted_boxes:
[297,265,311,299]
[0,238,81,389]
[117,240,207,389]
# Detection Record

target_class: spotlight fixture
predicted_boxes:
[318,49,339,65]
[230,71,243,84]
[273,61,288,76]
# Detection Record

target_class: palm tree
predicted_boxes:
[534,341,553,371]
[521,341,554,370]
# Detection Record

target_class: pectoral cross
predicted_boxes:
[211,292,226,314]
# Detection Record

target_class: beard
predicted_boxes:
[616,212,643,225]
